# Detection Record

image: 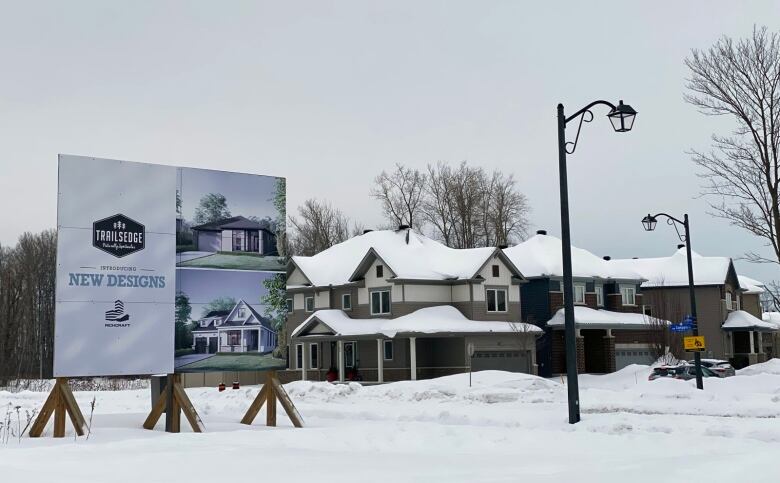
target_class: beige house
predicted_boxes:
[610,250,778,367]
[286,227,541,382]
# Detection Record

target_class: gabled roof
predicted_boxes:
[191,215,273,233]
[290,229,522,287]
[291,305,542,338]
[610,248,739,288]
[222,300,275,330]
[739,275,765,294]
[503,234,644,281]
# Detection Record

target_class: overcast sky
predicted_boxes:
[2,1,780,283]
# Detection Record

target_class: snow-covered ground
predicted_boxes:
[2,362,780,482]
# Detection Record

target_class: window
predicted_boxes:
[309,343,318,369]
[725,291,733,310]
[486,288,508,312]
[342,293,352,311]
[295,343,303,369]
[621,286,636,306]
[305,296,314,312]
[371,290,391,315]
[492,265,500,277]
[376,265,384,278]
[643,305,652,316]
[286,298,293,313]
[736,295,741,311]
[344,342,356,367]
[384,340,394,360]
[229,331,240,346]
[574,285,586,304]
[237,307,246,318]
[595,286,604,307]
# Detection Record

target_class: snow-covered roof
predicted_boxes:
[609,248,736,288]
[291,305,542,339]
[547,306,669,329]
[763,312,780,328]
[738,275,765,294]
[291,229,508,286]
[723,310,778,331]
[502,234,643,280]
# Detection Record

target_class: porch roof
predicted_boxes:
[547,306,670,330]
[291,305,542,339]
[722,310,778,332]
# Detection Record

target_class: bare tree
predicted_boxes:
[288,199,355,256]
[370,164,426,229]
[416,161,531,248]
[685,26,780,264]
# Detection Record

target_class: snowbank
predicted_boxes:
[737,358,780,376]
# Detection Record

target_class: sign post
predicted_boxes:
[467,343,475,387]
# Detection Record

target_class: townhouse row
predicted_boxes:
[284,227,778,381]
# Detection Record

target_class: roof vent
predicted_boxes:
[398,224,410,231]
[363,229,373,235]
[498,244,509,249]
[536,229,547,235]
[677,244,685,249]
[603,256,611,261]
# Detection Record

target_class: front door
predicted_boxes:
[344,342,357,367]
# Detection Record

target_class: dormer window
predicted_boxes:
[492,265,500,277]
[237,307,246,319]
[376,265,384,278]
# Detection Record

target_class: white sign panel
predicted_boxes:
[54,155,176,377]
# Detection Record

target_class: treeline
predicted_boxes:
[289,161,531,255]
[0,230,56,383]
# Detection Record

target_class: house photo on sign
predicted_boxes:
[53,155,287,378]
[174,165,287,373]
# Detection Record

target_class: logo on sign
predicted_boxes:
[93,214,145,258]
[105,300,131,328]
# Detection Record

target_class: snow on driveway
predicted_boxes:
[1,364,780,482]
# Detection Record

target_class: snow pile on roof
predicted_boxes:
[610,247,733,288]
[737,358,780,376]
[292,229,497,286]
[739,275,766,294]
[547,306,669,328]
[722,310,778,331]
[291,305,542,338]
[763,312,780,328]
[503,234,643,280]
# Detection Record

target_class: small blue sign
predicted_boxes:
[670,324,692,333]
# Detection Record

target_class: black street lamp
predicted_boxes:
[641,213,704,390]
[557,99,637,424]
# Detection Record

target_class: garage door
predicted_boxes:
[471,351,529,373]
[615,348,655,370]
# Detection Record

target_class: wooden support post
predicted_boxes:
[143,373,203,433]
[337,340,345,382]
[410,336,417,381]
[240,371,304,428]
[29,378,87,438]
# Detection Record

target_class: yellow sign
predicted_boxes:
[684,336,706,351]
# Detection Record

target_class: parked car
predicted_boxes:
[696,359,736,377]
[688,359,735,378]
[648,364,717,381]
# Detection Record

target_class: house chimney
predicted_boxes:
[677,244,685,249]
[603,256,611,261]
[363,229,373,235]
[536,229,547,235]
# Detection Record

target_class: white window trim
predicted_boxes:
[305,296,314,313]
[309,343,319,370]
[286,298,293,313]
[574,284,586,305]
[486,288,508,313]
[383,340,394,361]
[370,289,391,315]
[595,286,604,307]
[342,293,352,311]
[295,343,304,370]
[620,286,636,306]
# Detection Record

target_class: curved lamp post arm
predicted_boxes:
[563,100,618,155]
[650,212,688,242]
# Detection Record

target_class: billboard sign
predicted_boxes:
[53,155,287,378]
